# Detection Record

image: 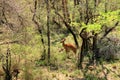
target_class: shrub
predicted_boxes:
[98,36,120,60]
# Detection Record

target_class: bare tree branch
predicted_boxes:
[0,41,19,45]
[100,21,119,40]
[55,11,79,48]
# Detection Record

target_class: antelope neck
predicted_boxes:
[62,41,65,46]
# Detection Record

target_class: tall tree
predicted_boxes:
[32,0,46,60]
[45,0,51,64]
[62,0,70,23]
[74,0,80,6]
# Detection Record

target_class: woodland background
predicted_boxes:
[0,0,120,80]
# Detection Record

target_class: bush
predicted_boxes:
[35,59,48,66]
[98,36,120,60]
[85,74,98,80]
[85,74,106,80]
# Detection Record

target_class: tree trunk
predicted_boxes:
[85,0,89,25]
[74,0,80,6]
[62,0,70,23]
[91,32,98,64]
[46,0,51,64]
[32,0,46,60]
[105,0,108,13]
[78,28,90,69]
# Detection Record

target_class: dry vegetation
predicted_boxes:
[0,0,120,80]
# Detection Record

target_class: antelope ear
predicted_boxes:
[63,38,66,41]
[61,38,66,42]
